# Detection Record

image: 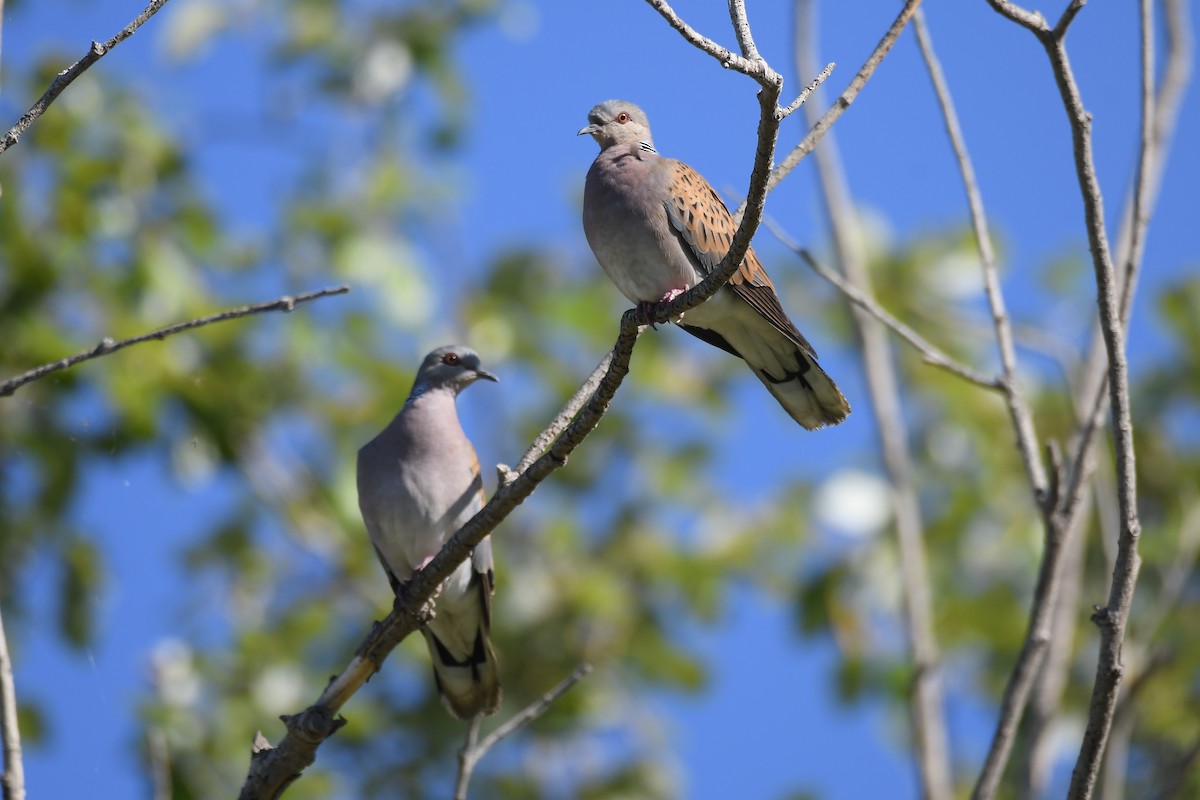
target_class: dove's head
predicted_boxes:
[578,100,653,151]
[411,345,498,397]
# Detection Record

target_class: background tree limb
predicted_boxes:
[0,0,171,155]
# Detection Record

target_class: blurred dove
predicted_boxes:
[580,99,849,429]
[356,345,501,719]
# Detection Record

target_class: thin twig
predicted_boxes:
[1022,503,1091,797]
[768,224,1001,391]
[452,716,482,800]
[0,603,25,800]
[0,285,350,398]
[794,4,951,798]
[778,62,836,121]
[454,665,593,800]
[1065,0,1191,545]
[0,0,172,155]
[913,10,1048,505]
[742,0,923,217]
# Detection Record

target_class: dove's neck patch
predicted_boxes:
[638,140,657,155]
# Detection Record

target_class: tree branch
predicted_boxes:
[766,222,1001,391]
[453,664,593,800]
[0,0,172,155]
[913,10,1048,505]
[0,285,351,398]
[744,0,924,216]
[980,1,1147,797]
[794,4,951,798]
[0,603,25,800]
[1063,0,1190,563]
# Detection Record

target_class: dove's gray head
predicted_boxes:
[578,100,653,151]
[409,345,497,399]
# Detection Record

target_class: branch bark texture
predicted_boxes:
[0,286,350,398]
[982,3,1146,799]
[795,5,950,798]
[0,604,25,800]
[0,0,172,155]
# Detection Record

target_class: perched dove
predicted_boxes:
[579,99,850,429]
[356,345,501,719]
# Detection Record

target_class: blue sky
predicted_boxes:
[3,1,1198,798]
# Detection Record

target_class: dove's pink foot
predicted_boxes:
[637,288,687,329]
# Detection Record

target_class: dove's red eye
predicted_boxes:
[442,353,461,366]
[616,112,630,124]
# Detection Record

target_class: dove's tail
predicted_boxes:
[681,316,850,429]
[421,570,501,720]
[750,347,850,430]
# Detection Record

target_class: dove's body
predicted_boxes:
[357,346,501,719]
[581,100,849,430]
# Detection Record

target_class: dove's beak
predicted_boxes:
[474,369,499,383]
[577,123,599,137]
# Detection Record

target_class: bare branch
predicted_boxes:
[0,604,25,800]
[453,717,482,800]
[1065,0,1191,545]
[747,0,924,213]
[768,223,1001,390]
[643,0,750,72]
[727,0,761,62]
[978,1,1148,796]
[778,62,836,120]
[913,10,1048,505]
[454,665,593,800]
[0,285,350,398]
[984,0,1049,34]
[910,12,1085,798]
[0,0,172,155]
[794,4,951,798]
[1022,504,1090,797]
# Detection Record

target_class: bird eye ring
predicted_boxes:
[616,112,630,124]
[442,353,461,366]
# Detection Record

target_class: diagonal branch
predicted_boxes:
[236,314,644,800]
[0,603,25,800]
[913,10,1047,505]
[0,0,172,155]
[794,5,951,798]
[0,285,350,398]
[766,222,1001,391]
[453,664,593,800]
[743,0,924,215]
